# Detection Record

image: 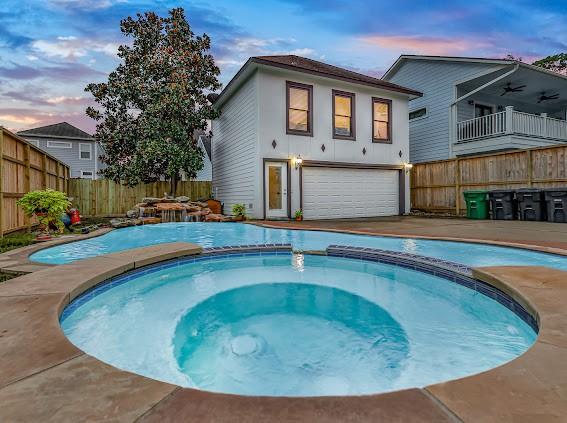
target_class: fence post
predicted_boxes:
[455,158,461,215]
[24,144,31,232]
[505,106,514,134]
[42,154,48,189]
[527,149,533,187]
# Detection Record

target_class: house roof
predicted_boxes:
[382,55,567,82]
[214,55,422,107]
[18,122,93,140]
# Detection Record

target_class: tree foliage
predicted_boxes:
[532,53,567,75]
[85,8,221,193]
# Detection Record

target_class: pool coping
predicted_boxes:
[0,227,114,274]
[1,242,566,421]
[251,221,567,258]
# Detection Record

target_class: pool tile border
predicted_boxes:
[60,244,293,321]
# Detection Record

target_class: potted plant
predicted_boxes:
[17,189,71,240]
[231,203,247,221]
[294,209,303,221]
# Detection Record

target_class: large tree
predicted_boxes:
[533,53,567,75]
[86,8,221,194]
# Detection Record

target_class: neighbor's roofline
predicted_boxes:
[382,54,567,82]
[18,133,95,141]
[214,56,422,108]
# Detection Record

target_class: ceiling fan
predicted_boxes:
[538,92,560,103]
[501,82,526,96]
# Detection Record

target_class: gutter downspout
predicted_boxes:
[449,63,519,158]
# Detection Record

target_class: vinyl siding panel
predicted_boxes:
[19,136,101,178]
[212,73,258,215]
[387,61,503,163]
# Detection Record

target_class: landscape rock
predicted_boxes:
[205,213,231,222]
[175,196,190,203]
[141,197,161,205]
[110,218,142,228]
[126,209,138,218]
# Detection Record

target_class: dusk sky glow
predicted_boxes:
[1,0,566,133]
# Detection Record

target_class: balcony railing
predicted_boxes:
[456,106,567,142]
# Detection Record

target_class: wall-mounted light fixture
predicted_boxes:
[404,162,413,173]
[293,154,303,170]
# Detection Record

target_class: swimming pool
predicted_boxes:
[61,253,536,397]
[32,222,567,270]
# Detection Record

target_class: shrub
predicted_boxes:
[17,189,70,233]
[295,209,303,219]
[231,203,247,218]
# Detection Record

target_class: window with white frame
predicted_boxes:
[80,170,94,179]
[47,141,72,148]
[79,143,92,160]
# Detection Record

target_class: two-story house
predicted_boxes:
[382,55,567,163]
[211,55,421,220]
[18,122,103,179]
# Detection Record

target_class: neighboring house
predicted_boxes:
[211,55,421,220]
[382,55,567,163]
[193,131,212,181]
[18,122,103,179]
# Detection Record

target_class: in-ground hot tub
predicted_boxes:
[61,251,536,397]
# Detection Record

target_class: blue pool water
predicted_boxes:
[32,222,567,270]
[61,254,536,396]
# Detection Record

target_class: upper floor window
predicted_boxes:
[47,141,72,148]
[333,90,355,140]
[372,98,392,143]
[286,81,313,136]
[79,143,92,160]
[409,107,427,121]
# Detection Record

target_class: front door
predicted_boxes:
[265,162,288,219]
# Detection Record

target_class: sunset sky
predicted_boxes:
[1,0,566,133]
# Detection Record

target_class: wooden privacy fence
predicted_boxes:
[411,143,567,215]
[0,127,70,236]
[68,179,212,216]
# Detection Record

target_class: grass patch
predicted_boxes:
[0,233,35,254]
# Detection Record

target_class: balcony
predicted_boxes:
[457,106,567,143]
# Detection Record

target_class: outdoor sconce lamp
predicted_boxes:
[404,162,413,173]
[294,155,303,170]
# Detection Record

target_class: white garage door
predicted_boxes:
[302,167,399,219]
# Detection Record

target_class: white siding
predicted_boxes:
[386,60,504,163]
[257,68,410,215]
[212,73,259,216]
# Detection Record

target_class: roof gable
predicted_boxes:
[18,122,93,140]
[214,55,422,108]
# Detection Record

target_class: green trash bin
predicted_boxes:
[463,190,489,219]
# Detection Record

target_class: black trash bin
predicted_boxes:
[488,190,516,220]
[544,188,567,223]
[516,189,546,221]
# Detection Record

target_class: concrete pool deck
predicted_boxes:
[0,238,566,422]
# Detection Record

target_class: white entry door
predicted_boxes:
[265,162,288,218]
[302,167,399,219]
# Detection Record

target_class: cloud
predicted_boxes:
[45,96,91,105]
[359,35,490,56]
[31,37,120,60]
[0,26,33,48]
[0,62,105,81]
[47,0,127,10]
[0,107,95,133]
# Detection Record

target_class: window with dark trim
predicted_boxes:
[409,107,427,120]
[332,90,355,140]
[372,97,392,143]
[286,81,313,136]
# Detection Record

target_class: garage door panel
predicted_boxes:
[302,167,399,220]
